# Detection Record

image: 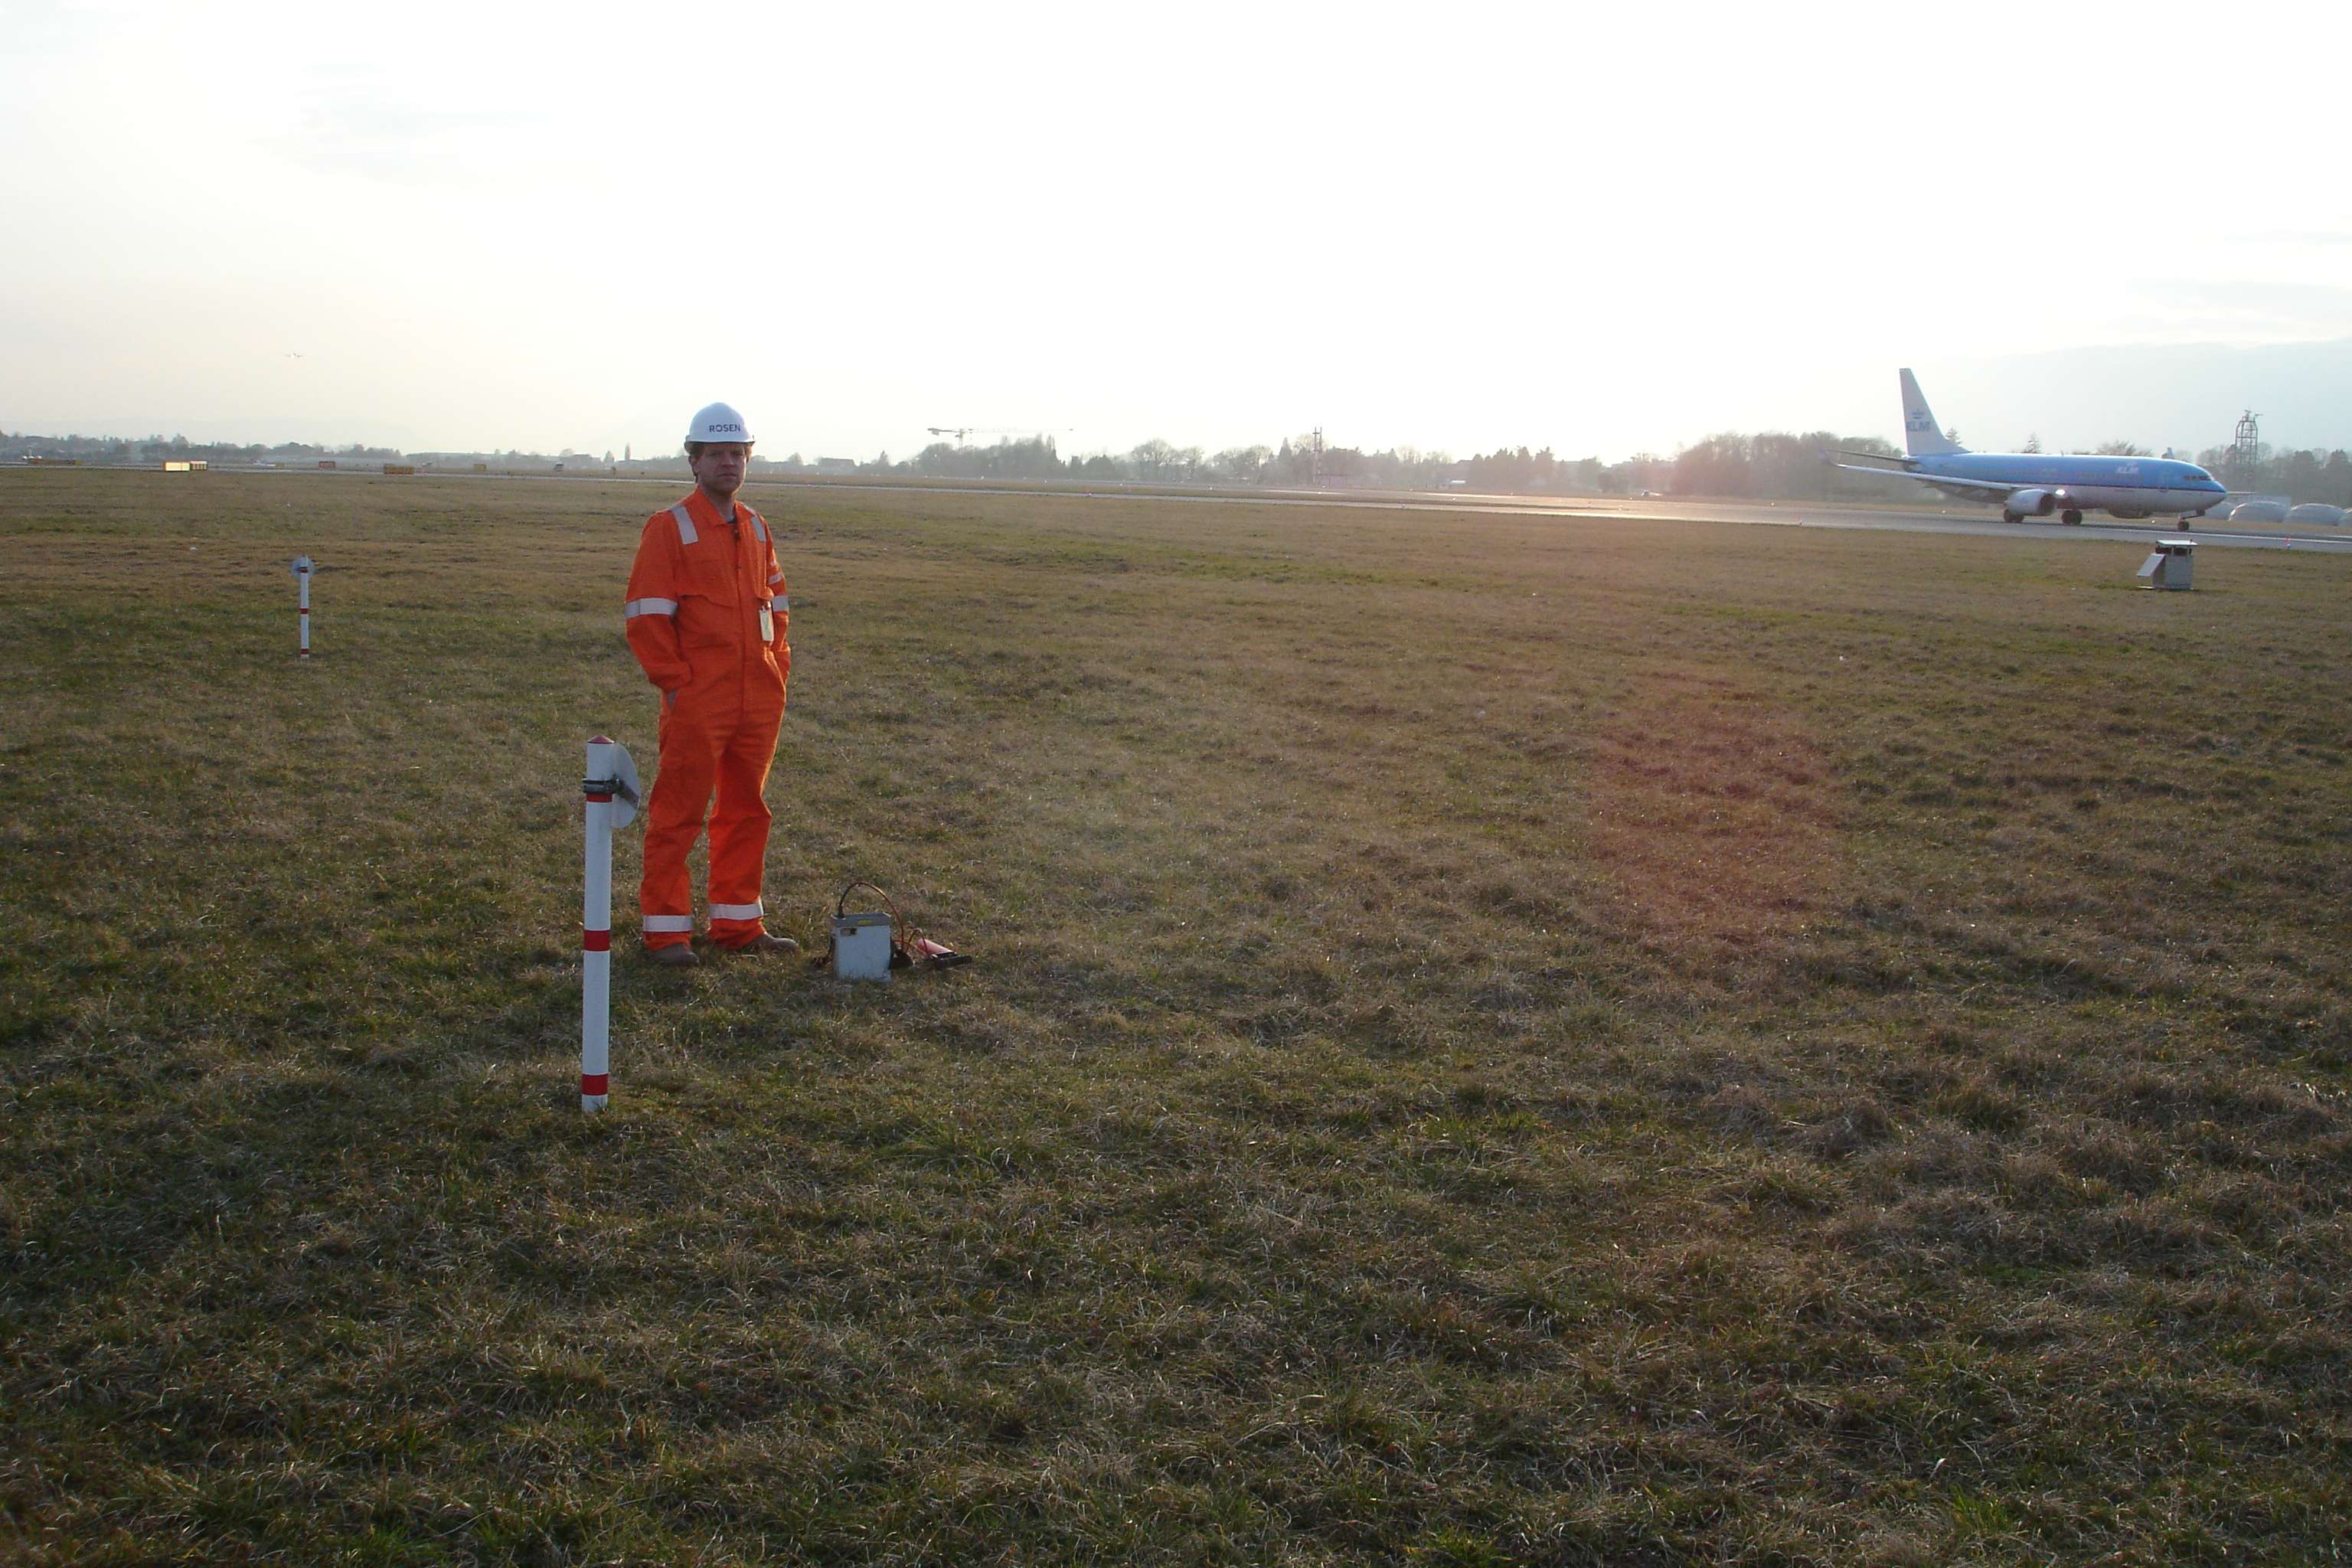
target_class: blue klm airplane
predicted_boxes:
[1835,370,2229,524]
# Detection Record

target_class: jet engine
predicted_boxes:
[2001,488,2056,519]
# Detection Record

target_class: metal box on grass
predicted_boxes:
[2137,538,2195,591]
[833,911,894,982]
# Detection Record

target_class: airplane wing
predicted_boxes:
[1832,463,2019,495]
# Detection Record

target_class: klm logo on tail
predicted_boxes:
[1897,368,1967,459]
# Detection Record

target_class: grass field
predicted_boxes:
[4,469,2350,1565]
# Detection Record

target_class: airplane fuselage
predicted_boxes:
[1913,452,2228,519]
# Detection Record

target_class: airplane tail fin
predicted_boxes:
[1899,368,1967,458]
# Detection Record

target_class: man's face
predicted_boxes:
[691,442,750,499]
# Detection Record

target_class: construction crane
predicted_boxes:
[925,426,1073,443]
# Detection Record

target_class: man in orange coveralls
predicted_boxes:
[622,402,798,968]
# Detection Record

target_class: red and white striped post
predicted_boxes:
[581,736,618,1111]
[579,737,640,1110]
[291,556,314,656]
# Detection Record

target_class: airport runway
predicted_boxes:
[769,481,2352,556]
[1517,496,2352,554]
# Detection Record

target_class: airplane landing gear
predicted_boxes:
[2062,508,2084,525]
[2002,511,2022,524]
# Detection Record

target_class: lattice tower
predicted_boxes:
[2231,410,2260,478]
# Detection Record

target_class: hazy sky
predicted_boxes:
[5,0,2350,461]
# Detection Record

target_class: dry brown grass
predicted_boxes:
[1588,667,1843,961]
[2,468,2350,1565]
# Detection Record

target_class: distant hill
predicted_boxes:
[1932,338,2352,456]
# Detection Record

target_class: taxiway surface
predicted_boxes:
[779,482,2352,555]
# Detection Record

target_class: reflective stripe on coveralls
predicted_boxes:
[623,490,790,949]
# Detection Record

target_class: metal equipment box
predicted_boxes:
[833,911,894,982]
[2136,539,2195,591]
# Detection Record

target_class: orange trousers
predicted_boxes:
[639,677,783,950]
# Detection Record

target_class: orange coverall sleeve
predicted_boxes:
[763,536,790,681]
[622,514,693,693]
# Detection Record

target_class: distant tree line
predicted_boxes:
[1666,433,1920,504]
[900,433,1649,495]
[2193,442,2352,507]
[11,424,2352,507]
[0,430,403,463]
[871,430,2017,504]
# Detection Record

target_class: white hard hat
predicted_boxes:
[684,401,754,445]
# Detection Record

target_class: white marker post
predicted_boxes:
[580,737,641,1112]
[291,555,314,657]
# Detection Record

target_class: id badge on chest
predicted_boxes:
[759,603,774,642]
